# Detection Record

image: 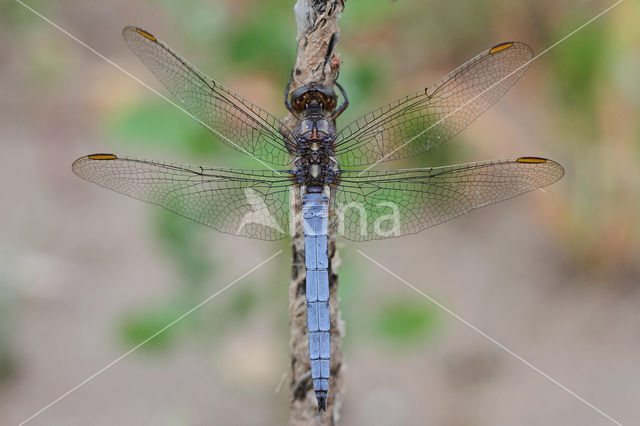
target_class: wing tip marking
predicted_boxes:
[489,42,515,54]
[133,27,157,42]
[87,154,118,160]
[517,156,548,164]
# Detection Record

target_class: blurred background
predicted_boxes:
[1,0,639,425]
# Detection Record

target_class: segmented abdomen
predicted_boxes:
[302,189,330,410]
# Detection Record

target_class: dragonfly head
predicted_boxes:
[290,83,337,115]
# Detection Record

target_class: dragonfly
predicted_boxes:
[72,26,564,411]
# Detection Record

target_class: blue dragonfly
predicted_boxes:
[72,27,564,411]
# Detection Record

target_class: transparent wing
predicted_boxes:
[72,154,295,240]
[122,26,295,166]
[334,42,533,166]
[331,157,564,241]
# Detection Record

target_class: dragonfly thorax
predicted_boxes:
[295,117,334,140]
[287,82,345,187]
[293,116,338,187]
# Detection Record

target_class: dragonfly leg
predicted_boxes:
[284,71,298,117]
[331,80,349,120]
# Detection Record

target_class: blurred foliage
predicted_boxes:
[117,206,216,351]
[0,277,17,384]
[374,300,439,347]
[336,57,386,124]
[107,101,217,157]
[226,3,296,77]
[153,209,215,287]
[227,286,259,319]
[338,256,442,349]
[336,259,361,347]
[341,0,404,31]
[118,303,190,352]
[157,0,230,44]
[2,0,48,31]
[548,18,610,128]
[543,6,640,274]
[4,2,73,93]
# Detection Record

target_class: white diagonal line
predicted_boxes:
[357,250,623,426]
[14,0,282,174]
[18,250,283,426]
[358,0,624,174]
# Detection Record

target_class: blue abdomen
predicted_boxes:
[302,189,330,411]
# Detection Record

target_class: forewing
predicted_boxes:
[72,154,295,240]
[335,42,533,166]
[332,157,564,241]
[122,26,295,166]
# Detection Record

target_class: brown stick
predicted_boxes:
[286,1,345,424]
